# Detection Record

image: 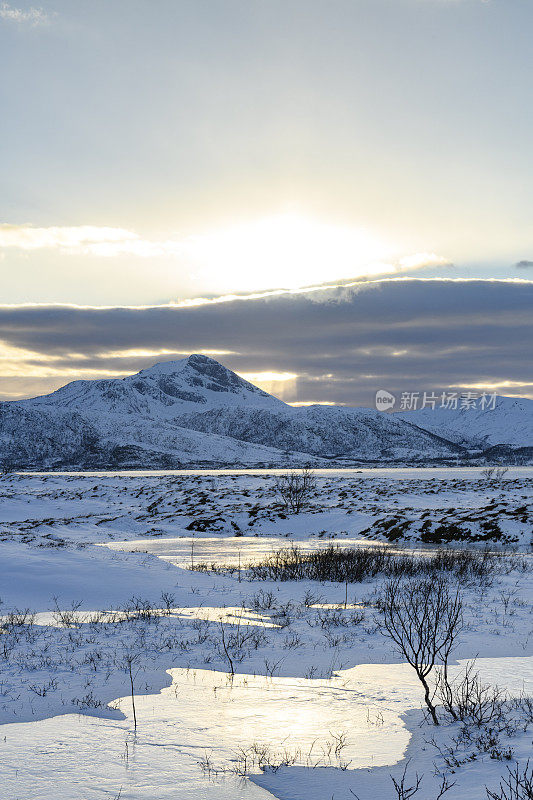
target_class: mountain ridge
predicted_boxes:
[1,355,531,468]
[397,396,533,449]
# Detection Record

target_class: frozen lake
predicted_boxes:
[105,535,532,571]
[22,466,533,479]
[105,535,381,569]
[2,658,531,800]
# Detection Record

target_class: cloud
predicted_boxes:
[0,219,456,312]
[515,260,533,269]
[0,3,50,25]
[0,224,182,258]
[398,253,452,270]
[0,278,532,403]
[0,222,452,295]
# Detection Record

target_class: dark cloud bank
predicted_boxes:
[1,279,532,405]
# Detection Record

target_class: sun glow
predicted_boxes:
[184,213,393,293]
[239,370,298,399]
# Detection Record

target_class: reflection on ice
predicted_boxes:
[0,663,416,800]
[24,606,279,629]
[105,535,379,569]
[309,603,366,610]
[23,467,533,479]
[0,658,531,800]
[175,607,279,627]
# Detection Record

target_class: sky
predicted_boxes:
[0,0,532,406]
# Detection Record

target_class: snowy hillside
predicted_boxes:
[0,403,102,468]
[1,355,531,467]
[0,400,300,470]
[175,403,461,460]
[398,396,533,449]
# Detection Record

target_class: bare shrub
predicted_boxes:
[350,763,459,800]
[376,576,463,725]
[302,589,325,607]
[2,609,35,629]
[217,615,268,676]
[390,761,423,800]
[0,457,15,475]
[511,695,533,725]
[51,597,83,627]
[122,596,158,622]
[438,660,507,726]
[244,543,510,584]
[28,677,58,696]
[249,589,276,610]
[275,468,316,513]
[160,592,175,615]
[486,761,533,800]
[229,732,351,776]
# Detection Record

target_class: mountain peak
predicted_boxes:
[7,353,532,466]
[131,353,286,408]
[24,353,287,414]
[132,354,263,397]
[187,353,220,367]
[136,353,230,378]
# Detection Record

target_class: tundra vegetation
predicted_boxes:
[0,469,531,799]
[274,467,317,513]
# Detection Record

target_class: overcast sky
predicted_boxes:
[0,0,532,403]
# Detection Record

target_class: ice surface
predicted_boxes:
[1,659,531,800]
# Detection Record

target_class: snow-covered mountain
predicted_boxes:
[2,356,301,468]
[174,404,460,460]
[27,354,284,416]
[397,396,533,449]
[0,404,101,468]
[1,355,530,468]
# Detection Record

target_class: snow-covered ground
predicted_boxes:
[0,469,531,799]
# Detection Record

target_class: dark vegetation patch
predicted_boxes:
[185,517,240,533]
[367,512,520,544]
[192,544,530,583]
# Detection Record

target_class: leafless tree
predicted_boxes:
[275,468,316,513]
[481,467,509,481]
[377,576,463,725]
[122,649,141,732]
[219,619,235,677]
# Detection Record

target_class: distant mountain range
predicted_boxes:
[398,397,533,449]
[0,354,531,468]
